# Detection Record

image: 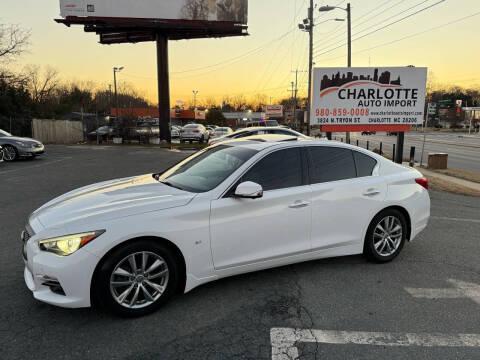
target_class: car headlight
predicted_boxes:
[38,230,105,256]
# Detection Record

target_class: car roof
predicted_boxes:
[218,135,387,159]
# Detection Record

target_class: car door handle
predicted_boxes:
[363,189,381,197]
[289,200,311,209]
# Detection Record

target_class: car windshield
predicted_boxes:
[159,145,258,193]
[0,129,12,137]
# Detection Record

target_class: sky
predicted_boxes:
[1,0,480,105]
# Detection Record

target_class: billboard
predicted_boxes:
[265,105,283,117]
[60,0,248,24]
[311,67,427,126]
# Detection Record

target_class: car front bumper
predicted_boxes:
[18,144,45,157]
[23,232,98,308]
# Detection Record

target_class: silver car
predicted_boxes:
[0,129,45,161]
[180,124,210,144]
[208,126,308,146]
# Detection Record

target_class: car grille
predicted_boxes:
[21,226,33,260]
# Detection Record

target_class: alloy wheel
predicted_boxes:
[3,145,17,161]
[110,251,169,309]
[372,216,403,257]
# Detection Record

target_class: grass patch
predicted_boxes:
[420,167,480,184]
[425,175,480,197]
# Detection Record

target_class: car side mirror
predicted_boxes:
[235,181,263,199]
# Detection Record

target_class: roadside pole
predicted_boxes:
[156,33,171,143]
[395,132,405,164]
[306,0,313,137]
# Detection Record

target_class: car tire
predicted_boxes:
[180,139,185,144]
[93,240,182,317]
[200,135,205,144]
[363,209,407,263]
[189,140,193,144]
[3,145,18,161]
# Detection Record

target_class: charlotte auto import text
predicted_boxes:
[338,88,420,107]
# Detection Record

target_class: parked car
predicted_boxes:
[180,124,210,143]
[0,129,45,161]
[88,126,114,141]
[387,132,398,136]
[21,138,430,317]
[208,126,308,146]
[245,120,279,127]
[361,131,376,135]
[171,126,180,139]
[213,127,233,138]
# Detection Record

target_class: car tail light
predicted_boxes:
[180,130,185,133]
[193,130,200,133]
[415,177,428,190]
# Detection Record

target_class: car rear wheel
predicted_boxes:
[3,145,18,161]
[94,240,181,317]
[364,209,407,263]
[200,135,205,144]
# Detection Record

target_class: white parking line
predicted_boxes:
[405,279,480,305]
[270,328,480,360]
[0,157,73,175]
[431,216,480,224]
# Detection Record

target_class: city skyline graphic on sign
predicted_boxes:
[320,68,403,91]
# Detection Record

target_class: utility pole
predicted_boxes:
[345,3,352,144]
[289,82,296,129]
[113,66,124,138]
[193,90,199,110]
[307,0,314,136]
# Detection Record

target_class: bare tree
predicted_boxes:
[181,0,209,20]
[25,65,60,104]
[232,94,247,111]
[0,24,30,63]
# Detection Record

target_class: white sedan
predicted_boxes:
[22,138,430,317]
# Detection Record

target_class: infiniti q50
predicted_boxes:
[22,138,430,316]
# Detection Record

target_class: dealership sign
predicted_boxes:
[311,67,427,126]
[265,105,283,117]
[60,0,248,24]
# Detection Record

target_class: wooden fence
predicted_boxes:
[32,119,84,144]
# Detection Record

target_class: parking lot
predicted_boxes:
[1,145,479,360]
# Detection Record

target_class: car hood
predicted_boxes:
[1,136,42,144]
[30,174,196,229]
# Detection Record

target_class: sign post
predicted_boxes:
[311,67,427,163]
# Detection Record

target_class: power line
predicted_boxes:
[313,0,446,58]
[313,0,397,41]
[313,0,437,52]
[316,11,480,63]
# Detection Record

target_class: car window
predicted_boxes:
[241,148,303,191]
[353,151,377,177]
[307,146,356,184]
[161,145,258,193]
[233,131,251,139]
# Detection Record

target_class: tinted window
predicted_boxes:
[308,147,356,184]
[354,151,377,177]
[241,148,303,191]
[161,145,258,193]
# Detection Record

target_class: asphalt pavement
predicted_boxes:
[344,132,480,173]
[0,145,479,360]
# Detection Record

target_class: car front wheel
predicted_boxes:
[364,209,407,263]
[3,145,18,161]
[93,240,181,317]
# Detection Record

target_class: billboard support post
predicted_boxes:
[156,34,171,143]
